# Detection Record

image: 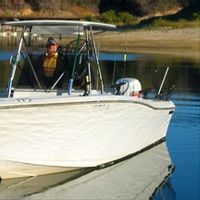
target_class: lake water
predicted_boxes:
[0,46,200,199]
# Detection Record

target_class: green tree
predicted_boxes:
[99,0,122,13]
[100,10,118,24]
[99,0,148,16]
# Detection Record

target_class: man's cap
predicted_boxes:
[46,37,57,46]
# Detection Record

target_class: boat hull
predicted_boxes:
[0,95,174,167]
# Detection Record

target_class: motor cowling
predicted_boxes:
[115,78,142,97]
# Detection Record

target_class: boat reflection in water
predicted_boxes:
[0,142,175,200]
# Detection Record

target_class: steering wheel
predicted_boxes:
[65,39,93,57]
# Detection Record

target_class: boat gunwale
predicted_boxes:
[0,96,175,111]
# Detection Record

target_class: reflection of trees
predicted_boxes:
[152,178,176,200]
[101,55,200,92]
[177,60,200,92]
[1,53,200,92]
[0,61,10,88]
[0,35,18,49]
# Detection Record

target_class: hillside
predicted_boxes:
[0,0,199,20]
[0,1,199,58]
[0,5,99,19]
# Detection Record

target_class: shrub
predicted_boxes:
[152,18,170,28]
[192,12,200,20]
[117,12,137,25]
[99,10,118,24]
[84,15,99,22]
[2,10,12,17]
[150,17,199,29]
[98,10,137,25]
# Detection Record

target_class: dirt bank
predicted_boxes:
[96,27,200,59]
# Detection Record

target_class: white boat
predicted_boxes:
[0,20,175,169]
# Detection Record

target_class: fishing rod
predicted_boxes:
[156,67,170,99]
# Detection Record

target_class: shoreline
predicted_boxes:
[0,27,199,59]
[96,27,200,59]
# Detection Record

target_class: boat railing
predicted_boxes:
[1,20,117,98]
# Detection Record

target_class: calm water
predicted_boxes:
[0,45,200,199]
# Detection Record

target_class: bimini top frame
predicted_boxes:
[2,20,116,97]
[3,20,116,35]
[3,20,116,29]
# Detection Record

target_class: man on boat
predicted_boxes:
[35,37,68,89]
[35,37,92,91]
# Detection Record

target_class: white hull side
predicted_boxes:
[0,96,174,167]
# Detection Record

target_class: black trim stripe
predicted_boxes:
[0,99,175,111]
[97,137,167,169]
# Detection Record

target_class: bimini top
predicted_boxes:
[2,20,116,29]
[2,20,116,35]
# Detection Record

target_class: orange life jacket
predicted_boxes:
[43,52,58,78]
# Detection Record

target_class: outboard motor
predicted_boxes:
[114,78,142,97]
